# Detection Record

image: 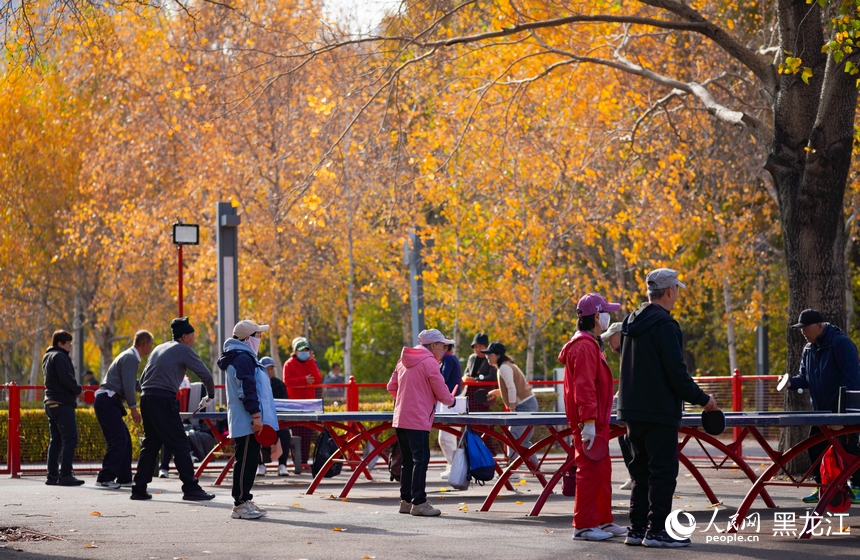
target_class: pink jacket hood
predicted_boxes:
[387,346,456,431]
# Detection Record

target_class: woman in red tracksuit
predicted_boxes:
[559,293,626,541]
[282,337,322,470]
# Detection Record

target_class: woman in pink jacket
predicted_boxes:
[558,293,627,541]
[387,329,456,517]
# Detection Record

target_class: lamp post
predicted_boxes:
[172,222,199,317]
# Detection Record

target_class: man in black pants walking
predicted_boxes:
[94,330,153,488]
[617,268,717,548]
[43,330,85,486]
[131,317,216,501]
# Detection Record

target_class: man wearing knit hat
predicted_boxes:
[131,317,216,502]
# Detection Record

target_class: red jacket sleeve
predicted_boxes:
[283,359,307,387]
[562,339,600,425]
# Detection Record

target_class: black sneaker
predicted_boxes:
[182,489,215,501]
[57,475,85,486]
[643,529,691,548]
[624,528,646,546]
[45,476,59,486]
[130,486,152,500]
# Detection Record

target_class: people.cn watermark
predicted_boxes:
[666,508,851,543]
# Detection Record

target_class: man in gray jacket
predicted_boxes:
[131,317,215,501]
[94,330,154,489]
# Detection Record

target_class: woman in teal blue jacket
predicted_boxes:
[218,320,278,520]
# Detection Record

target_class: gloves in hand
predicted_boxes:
[198,396,211,410]
[581,422,596,450]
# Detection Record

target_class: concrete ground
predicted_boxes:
[0,458,858,560]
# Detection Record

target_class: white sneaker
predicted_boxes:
[158,469,169,479]
[278,464,290,477]
[231,501,265,520]
[619,479,633,490]
[257,464,266,476]
[439,471,450,480]
[599,523,628,537]
[245,500,267,516]
[573,527,613,541]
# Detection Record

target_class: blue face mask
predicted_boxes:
[297,351,310,362]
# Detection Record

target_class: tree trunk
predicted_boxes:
[716,227,738,375]
[765,2,859,473]
[268,307,282,373]
[845,215,854,333]
[27,294,47,401]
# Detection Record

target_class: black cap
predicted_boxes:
[485,341,506,356]
[471,332,489,347]
[171,317,195,340]
[791,309,826,329]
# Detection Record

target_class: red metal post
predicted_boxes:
[732,368,742,454]
[8,382,21,478]
[177,244,184,317]
[347,376,359,412]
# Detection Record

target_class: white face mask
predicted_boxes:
[246,336,261,355]
[598,313,611,331]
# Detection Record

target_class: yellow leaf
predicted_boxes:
[727,19,734,30]
[90,511,101,516]
[515,501,524,505]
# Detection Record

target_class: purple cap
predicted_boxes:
[417,329,455,345]
[576,293,622,317]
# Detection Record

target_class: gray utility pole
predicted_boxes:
[404,232,425,346]
[217,202,240,392]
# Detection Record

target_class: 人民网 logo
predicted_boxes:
[666,509,698,540]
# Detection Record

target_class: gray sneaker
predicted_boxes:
[245,500,267,516]
[410,502,441,516]
[95,480,121,489]
[399,500,412,514]
[232,501,265,520]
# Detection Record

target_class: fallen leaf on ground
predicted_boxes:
[440,488,447,492]
[84,543,98,548]
[292,503,301,507]
[459,505,468,511]
[515,501,524,505]
[439,497,445,500]
[342,498,349,502]
[544,529,554,533]
[90,511,101,516]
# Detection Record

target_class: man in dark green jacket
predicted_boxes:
[617,268,716,548]
[43,329,84,486]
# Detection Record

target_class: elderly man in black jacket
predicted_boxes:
[43,329,85,486]
[617,268,717,548]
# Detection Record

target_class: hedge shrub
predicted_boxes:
[0,409,144,463]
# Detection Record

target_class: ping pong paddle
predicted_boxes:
[777,374,790,392]
[701,409,726,436]
[474,389,488,403]
[582,434,609,462]
[255,424,278,446]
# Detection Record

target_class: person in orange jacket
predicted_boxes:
[558,293,626,542]
[282,337,322,468]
